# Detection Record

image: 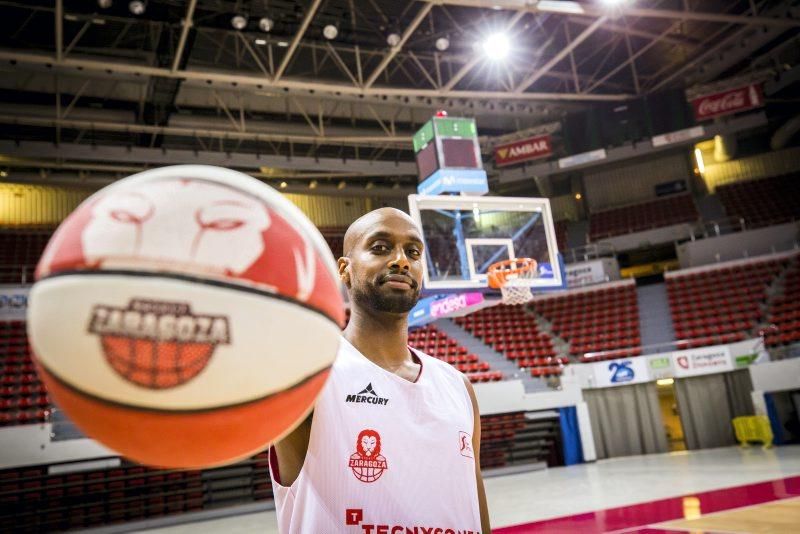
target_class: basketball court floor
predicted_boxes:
[141,445,800,533]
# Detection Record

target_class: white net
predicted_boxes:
[499,278,534,305]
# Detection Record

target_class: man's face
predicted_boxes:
[342,213,424,314]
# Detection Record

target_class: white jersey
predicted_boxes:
[269,337,482,533]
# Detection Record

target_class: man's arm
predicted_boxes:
[271,413,312,487]
[463,375,491,533]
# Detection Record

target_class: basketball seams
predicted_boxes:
[37,359,332,415]
[37,268,342,327]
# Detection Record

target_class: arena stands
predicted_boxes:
[766,254,800,347]
[479,412,560,469]
[716,174,800,228]
[0,320,48,427]
[530,281,642,362]
[408,324,502,382]
[666,255,792,349]
[589,193,699,241]
[317,226,346,257]
[453,305,563,377]
[554,220,569,252]
[0,454,267,531]
[0,230,51,283]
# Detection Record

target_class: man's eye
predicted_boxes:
[371,244,389,252]
[407,249,421,257]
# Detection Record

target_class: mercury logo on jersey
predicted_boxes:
[345,508,481,534]
[346,383,389,406]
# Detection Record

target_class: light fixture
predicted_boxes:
[694,147,705,174]
[309,180,318,190]
[129,0,146,15]
[277,41,289,47]
[601,0,630,6]
[481,32,510,60]
[0,170,8,178]
[259,16,274,33]
[255,38,267,45]
[231,15,248,30]
[656,378,674,386]
[575,192,582,200]
[386,33,401,47]
[337,180,346,190]
[97,0,113,8]
[435,37,450,51]
[365,182,374,190]
[279,181,288,189]
[323,24,338,40]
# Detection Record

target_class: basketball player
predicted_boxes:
[269,207,491,533]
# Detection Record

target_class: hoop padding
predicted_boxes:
[487,258,538,305]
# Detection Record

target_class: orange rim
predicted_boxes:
[487,258,537,289]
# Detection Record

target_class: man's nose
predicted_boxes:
[388,246,411,271]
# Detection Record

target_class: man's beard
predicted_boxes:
[350,279,420,314]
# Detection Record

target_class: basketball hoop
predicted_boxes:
[487,258,538,305]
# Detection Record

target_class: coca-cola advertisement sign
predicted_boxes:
[691,83,763,121]
[494,134,552,167]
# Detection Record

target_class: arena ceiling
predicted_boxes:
[0,0,798,195]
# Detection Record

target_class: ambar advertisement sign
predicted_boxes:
[494,135,552,167]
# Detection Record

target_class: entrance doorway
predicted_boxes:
[657,378,686,452]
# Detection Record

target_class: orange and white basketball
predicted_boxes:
[26,165,345,468]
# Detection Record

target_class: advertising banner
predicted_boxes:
[565,260,609,288]
[592,357,651,388]
[0,286,28,321]
[691,84,763,121]
[494,135,552,167]
[672,345,733,378]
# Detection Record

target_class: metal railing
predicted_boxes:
[0,265,35,285]
[561,242,616,265]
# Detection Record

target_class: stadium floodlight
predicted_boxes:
[259,17,274,32]
[694,148,705,174]
[481,32,510,60]
[255,39,267,45]
[387,33,401,47]
[323,24,338,40]
[128,0,146,15]
[98,0,113,8]
[435,37,450,51]
[231,15,248,30]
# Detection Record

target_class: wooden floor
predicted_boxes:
[655,497,800,534]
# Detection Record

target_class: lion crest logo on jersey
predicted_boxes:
[348,429,388,483]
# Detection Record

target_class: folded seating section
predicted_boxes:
[454,305,563,378]
[530,283,642,363]
[666,256,790,349]
[589,194,699,241]
[716,173,800,229]
[408,324,502,383]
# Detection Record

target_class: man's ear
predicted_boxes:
[337,257,351,287]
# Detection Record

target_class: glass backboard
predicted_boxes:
[408,195,564,292]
